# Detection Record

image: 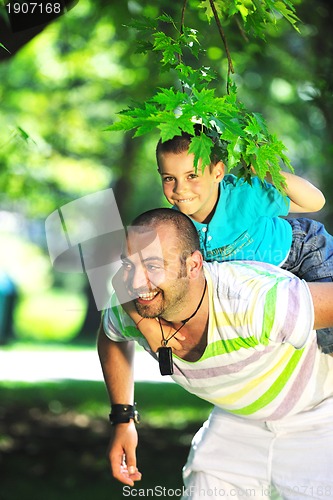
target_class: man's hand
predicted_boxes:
[108,421,142,486]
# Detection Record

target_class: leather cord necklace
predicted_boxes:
[157,279,207,376]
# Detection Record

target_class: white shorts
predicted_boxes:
[182,398,333,500]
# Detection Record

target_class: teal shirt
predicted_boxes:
[190,175,292,266]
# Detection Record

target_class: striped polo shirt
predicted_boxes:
[103,261,333,421]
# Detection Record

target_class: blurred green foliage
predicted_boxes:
[0,0,332,342]
[1,0,332,221]
[15,289,86,341]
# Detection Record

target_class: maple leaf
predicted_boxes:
[271,1,300,32]
[157,13,176,25]
[244,114,267,140]
[158,119,182,142]
[153,32,181,65]
[199,0,223,22]
[134,121,158,137]
[150,88,186,111]
[127,16,157,33]
[188,134,214,170]
[105,9,297,187]
[105,114,138,132]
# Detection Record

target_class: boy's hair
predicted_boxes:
[156,123,222,170]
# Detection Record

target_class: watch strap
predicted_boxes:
[109,404,140,425]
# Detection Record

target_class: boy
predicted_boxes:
[119,127,333,356]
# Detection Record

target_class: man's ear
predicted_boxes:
[187,250,203,278]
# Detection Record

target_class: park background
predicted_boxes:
[0,0,332,498]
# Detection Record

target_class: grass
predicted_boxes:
[0,380,212,500]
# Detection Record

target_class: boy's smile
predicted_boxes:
[158,150,224,224]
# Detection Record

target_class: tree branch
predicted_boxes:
[180,0,188,34]
[208,0,234,93]
[178,0,189,93]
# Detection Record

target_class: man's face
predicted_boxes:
[121,225,190,319]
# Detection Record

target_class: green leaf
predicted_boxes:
[273,1,300,32]
[237,3,250,21]
[150,88,186,111]
[126,16,157,33]
[0,43,10,54]
[17,127,30,141]
[104,115,137,132]
[135,40,154,55]
[153,32,181,65]
[244,113,267,140]
[199,0,223,22]
[174,115,196,136]
[157,13,177,25]
[133,121,158,137]
[158,121,182,142]
[16,126,36,144]
[188,134,213,170]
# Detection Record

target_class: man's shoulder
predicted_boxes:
[103,295,142,342]
[203,259,297,283]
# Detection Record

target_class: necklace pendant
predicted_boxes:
[158,346,173,376]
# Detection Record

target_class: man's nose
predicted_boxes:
[130,267,150,291]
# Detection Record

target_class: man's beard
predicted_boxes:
[132,263,189,319]
[134,282,189,321]
[134,294,164,318]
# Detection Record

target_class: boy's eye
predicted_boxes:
[188,174,198,179]
[162,176,174,183]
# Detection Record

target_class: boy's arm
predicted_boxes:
[268,171,325,213]
[97,324,141,486]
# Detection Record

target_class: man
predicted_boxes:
[97,208,333,499]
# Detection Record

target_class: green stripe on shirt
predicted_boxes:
[229,348,304,416]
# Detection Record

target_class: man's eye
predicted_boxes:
[147,264,161,272]
[121,261,132,270]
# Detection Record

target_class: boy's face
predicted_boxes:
[158,150,224,223]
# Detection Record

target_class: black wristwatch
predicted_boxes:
[109,404,140,425]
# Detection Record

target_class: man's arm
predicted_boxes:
[308,282,333,330]
[97,322,141,486]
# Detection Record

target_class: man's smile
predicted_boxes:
[135,290,160,304]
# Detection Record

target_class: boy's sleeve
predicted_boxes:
[250,177,290,218]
